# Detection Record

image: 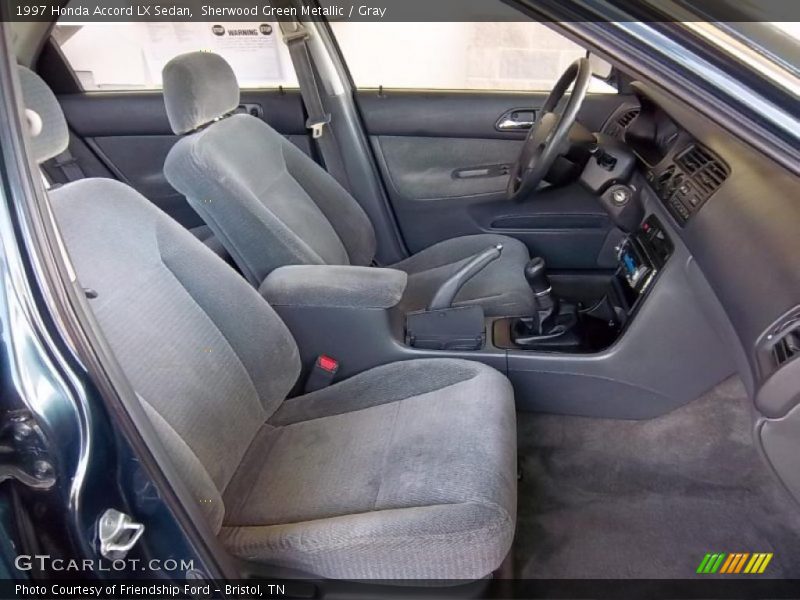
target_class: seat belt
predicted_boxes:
[50,147,85,183]
[277,18,351,190]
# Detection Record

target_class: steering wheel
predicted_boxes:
[507,57,593,201]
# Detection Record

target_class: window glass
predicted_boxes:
[330,22,616,93]
[53,22,298,90]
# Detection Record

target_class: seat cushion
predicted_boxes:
[220,359,517,579]
[392,234,536,317]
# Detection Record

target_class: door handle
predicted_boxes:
[496,109,536,131]
[452,164,510,179]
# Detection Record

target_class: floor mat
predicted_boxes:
[515,377,800,578]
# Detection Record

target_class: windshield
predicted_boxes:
[681,21,800,99]
[723,22,800,78]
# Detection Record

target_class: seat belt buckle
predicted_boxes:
[304,355,339,393]
[306,114,331,139]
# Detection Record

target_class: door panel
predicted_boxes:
[57,90,309,229]
[375,135,523,199]
[357,89,632,270]
[358,90,625,139]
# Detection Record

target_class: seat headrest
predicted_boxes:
[18,66,69,163]
[162,52,240,135]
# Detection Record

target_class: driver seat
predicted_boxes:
[163,52,536,317]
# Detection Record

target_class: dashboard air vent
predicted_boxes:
[773,328,800,367]
[604,107,639,139]
[755,310,800,379]
[654,165,676,198]
[675,144,729,200]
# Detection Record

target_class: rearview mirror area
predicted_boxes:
[588,52,614,80]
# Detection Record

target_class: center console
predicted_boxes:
[261,213,674,387]
[614,214,672,309]
[258,196,733,419]
[492,214,672,353]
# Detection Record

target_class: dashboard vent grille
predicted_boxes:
[773,328,800,367]
[604,107,639,139]
[654,165,676,198]
[756,310,800,378]
[676,144,729,200]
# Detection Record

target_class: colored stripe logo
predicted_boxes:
[697,552,773,574]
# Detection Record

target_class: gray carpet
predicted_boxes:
[515,377,800,578]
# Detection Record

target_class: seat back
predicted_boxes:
[162,52,376,285]
[19,66,301,532]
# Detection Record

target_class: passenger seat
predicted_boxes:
[18,66,518,580]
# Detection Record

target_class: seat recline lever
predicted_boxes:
[427,244,503,311]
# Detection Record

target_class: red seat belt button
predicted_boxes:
[318,355,338,372]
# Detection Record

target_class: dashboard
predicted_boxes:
[619,95,731,226]
[597,81,800,503]
[599,83,800,506]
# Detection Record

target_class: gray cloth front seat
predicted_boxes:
[162,52,536,317]
[20,66,517,580]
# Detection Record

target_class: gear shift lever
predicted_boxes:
[524,257,557,334]
[524,257,553,307]
[512,256,580,349]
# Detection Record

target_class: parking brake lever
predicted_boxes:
[427,244,503,311]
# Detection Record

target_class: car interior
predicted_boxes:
[7,10,800,584]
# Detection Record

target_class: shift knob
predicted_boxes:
[524,257,550,295]
[524,256,555,313]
